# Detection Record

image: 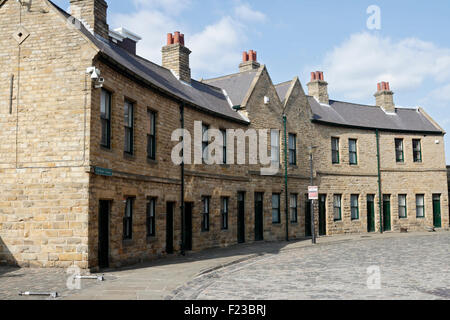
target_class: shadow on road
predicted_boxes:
[0,236,19,277]
[101,238,313,275]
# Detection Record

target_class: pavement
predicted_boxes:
[0,230,449,300]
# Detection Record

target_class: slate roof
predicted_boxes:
[202,71,259,107]
[275,81,292,103]
[308,96,443,133]
[48,1,247,124]
[50,1,442,133]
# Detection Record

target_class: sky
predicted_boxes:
[53,0,450,163]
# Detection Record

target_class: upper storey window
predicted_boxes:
[100,89,111,149]
[413,139,422,163]
[124,100,134,155]
[331,137,340,164]
[395,139,404,163]
[349,139,358,165]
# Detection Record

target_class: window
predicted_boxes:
[349,139,358,165]
[271,129,280,166]
[350,195,359,220]
[272,194,281,224]
[395,139,404,163]
[100,89,111,148]
[201,196,210,231]
[147,110,157,160]
[221,197,229,230]
[124,100,134,154]
[398,195,407,218]
[202,124,209,163]
[416,194,425,218]
[221,129,227,164]
[288,134,297,165]
[146,198,156,237]
[290,194,298,223]
[413,139,422,163]
[331,137,340,164]
[333,195,342,221]
[123,198,133,240]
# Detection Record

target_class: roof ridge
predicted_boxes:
[275,80,293,87]
[203,70,258,82]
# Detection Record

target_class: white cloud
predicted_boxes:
[189,17,245,75]
[312,32,450,101]
[234,3,266,22]
[132,0,192,15]
[111,10,179,64]
[110,1,266,78]
[422,83,450,107]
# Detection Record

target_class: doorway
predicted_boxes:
[237,192,246,244]
[383,195,391,231]
[367,195,375,232]
[319,195,326,236]
[254,193,264,241]
[166,202,175,254]
[184,202,193,251]
[305,198,312,237]
[98,200,110,269]
[433,194,442,228]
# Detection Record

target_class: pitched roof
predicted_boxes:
[48,1,247,124]
[275,81,292,102]
[202,70,259,107]
[308,97,443,133]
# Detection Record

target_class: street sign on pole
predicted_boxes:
[308,186,319,200]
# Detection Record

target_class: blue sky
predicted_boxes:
[54,0,450,163]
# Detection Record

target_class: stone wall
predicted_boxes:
[0,0,97,267]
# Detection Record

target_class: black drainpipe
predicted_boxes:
[376,129,383,233]
[180,103,186,255]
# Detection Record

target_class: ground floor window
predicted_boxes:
[221,197,229,230]
[333,194,342,221]
[351,195,359,220]
[146,198,156,237]
[123,197,133,240]
[398,195,407,218]
[272,194,281,224]
[202,196,210,231]
[290,194,298,223]
[416,194,425,218]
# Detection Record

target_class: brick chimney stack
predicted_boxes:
[307,71,329,104]
[239,50,260,72]
[70,0,109,39]
[375,81,395,113]
[162,32,192,83]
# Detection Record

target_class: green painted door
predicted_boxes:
[383,195,391,231]
[433,194,442,228]
[367,195,375,233]
[305,199,312,237]
[254,193,264,241]
[319,195,326,236]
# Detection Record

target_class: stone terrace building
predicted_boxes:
[0,0,448,269]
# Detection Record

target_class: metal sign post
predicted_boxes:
[308,186,318,244]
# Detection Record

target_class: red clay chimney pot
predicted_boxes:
[167,33,174,45]
[174,31,181,44]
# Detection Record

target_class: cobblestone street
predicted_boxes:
[0,232,449,300]
[172,233,450,300]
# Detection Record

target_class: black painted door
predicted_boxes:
[237,192,246,244]
[166,202,174,254]
[319,195,327,236]
[367,195,375,232]
[98,200,110,269]
[305,199,312,237]
[184,202,193,251]
[254,193,264,241]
